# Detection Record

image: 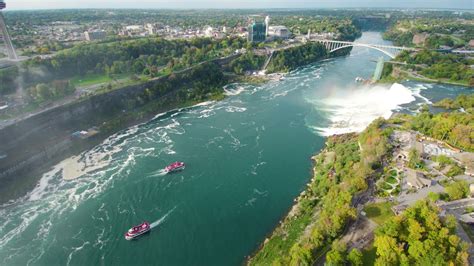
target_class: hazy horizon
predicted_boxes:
[5,0,474,11]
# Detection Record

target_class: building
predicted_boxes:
[204,26,214,37]
[120,25,144,36]
[268,26,291,39]
[264,16,270,37]
[406,169,432,189]
[145,23,156,35]
[84,31,106,41]
[469,39,474,48]
[248,22,266,43]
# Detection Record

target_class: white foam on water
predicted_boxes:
[148,169,168,177]
[225,106,247,113]
[0,106,190,262]
[192,100,215,108]
[66,240,90,266]
[312,83,417,136]
[411,84,432,104]
[150,206,176,229]
[224,85,245,96]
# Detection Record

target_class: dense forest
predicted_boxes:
[400,94,474,152]
[227,52,266,74]
[266,43,329,73]
[388,50,474,86]
[373,200,469,265]
[99,61,227,133]
[23,37,246,82]
[0,36,247,100]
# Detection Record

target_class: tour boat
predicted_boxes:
[165,161,185,173]
[124,222,150,240]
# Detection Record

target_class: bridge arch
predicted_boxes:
[328,43,396,59]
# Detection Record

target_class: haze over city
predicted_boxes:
[7,0,474,10]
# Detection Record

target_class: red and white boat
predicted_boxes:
[124,222,150,240]
[165,162,185,173]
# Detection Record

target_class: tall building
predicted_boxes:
[84,30,106,41]
[0,0,18,60]
[264,16,270,37]
[248,21,266,43]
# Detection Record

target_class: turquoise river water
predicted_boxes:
[0,32,469,265]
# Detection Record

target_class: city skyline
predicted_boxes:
[6,0,474,10]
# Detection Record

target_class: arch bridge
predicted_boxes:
[313,39,416,59]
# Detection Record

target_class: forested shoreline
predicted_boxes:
[249,92,474,265]
[249,119,391,265]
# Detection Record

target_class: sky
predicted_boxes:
[5,0,474,10]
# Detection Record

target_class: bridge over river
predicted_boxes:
[260,38,416,73]
[313,39,417,59]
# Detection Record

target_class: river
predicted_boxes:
[0,32,468,266]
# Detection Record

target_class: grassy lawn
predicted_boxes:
[361,245,376,266]
[363,202,394,225]
[71,73,130,87]
[389,169,397,178]
[380,182,393,191]
[386,175,398,185]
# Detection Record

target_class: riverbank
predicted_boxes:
[379,64,472,88]
[249,119,391,265]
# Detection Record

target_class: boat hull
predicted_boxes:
[165,165,185,173]
[125,228,151,240]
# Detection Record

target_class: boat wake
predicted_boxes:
[150,206,176,229]
[148,169,168,177]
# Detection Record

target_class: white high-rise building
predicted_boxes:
[265,16,270,37]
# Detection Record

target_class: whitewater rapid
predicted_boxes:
[307,82,432,136]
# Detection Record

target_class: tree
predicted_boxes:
[427,192,440,202]
[347,248,363,266]
[289,243,312,266]
[374,235,403,265]
[36,83,51,101]
[445,180,469,201]
[326,240,347,266]
[374,200,469,265]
